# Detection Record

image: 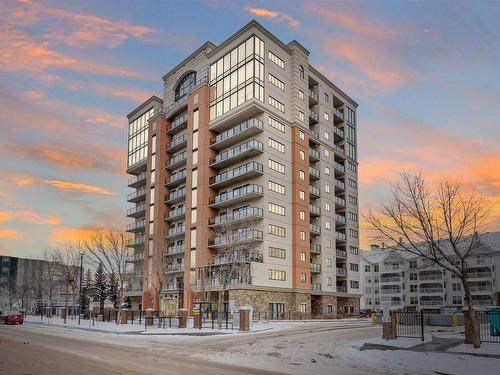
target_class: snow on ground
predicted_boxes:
[448,343,500,356]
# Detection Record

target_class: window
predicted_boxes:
[410,285,417,293]
[324,112,329,121]
[409,260,417,269]
[348,179,357,189]
[268,73,285,90]
[299,131,305,140]
[325,185,330,193]
[127,107,154,167]
[269,180,285,195]
[327,277,333,286]
[326,239,332,248]
[348,195,358,205]
[410,297,418,305]
[300,273,306,282]
[269,224,286,237]
[299,150,305,160]
[268,50,285,69]
[374,265,379,272]
[350,263,359,272]
[452,296,462,305]
[452,283,462,291]
[299,170,305,180]
[324,149,330,158]
[298,65,304,79]
[175,71,197,101]
[350,246,358,255]
[269,117,285,133]
[299,190,305,200]
[325,167,330,176]
[347,142,357,160]
[268,269,286,281]
[325,203,331,212]
[299,210,305,220]
[324,93,329,102]
[299,231,306,240]
[325,221,331,230]
[348,212,358,222]
[347,161,357,173]
[326,258,332,267]
[268,138,285,153]
[269,96,285,112]
[300,252,306,261]
[269,247,286,259]
[350,281,359,289]
[299,302,307,312]
[324,131,330,141]
[299,90,304,99]
[268,159,285,174]
[346,107,355,125]
[299,111,305,121]
[269,202,285,216]
[410,272,417,280]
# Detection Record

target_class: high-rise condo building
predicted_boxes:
[124,21,360,318]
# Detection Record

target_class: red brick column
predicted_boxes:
[178,308,188,328]
[239,308,250,332]
[145,308,154,326]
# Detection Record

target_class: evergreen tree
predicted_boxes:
[79,269,93,315]
[107,271,119,309]
[94,262,106,315]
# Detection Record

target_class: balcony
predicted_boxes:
[469,285,492,293]
[335,196,346,207]
[126,220,145,233]
[208,207,263,227]
[419,299,444,307]
[333,144,345,156]
[310,223,321,235]
[308,90,319,104]
[166,134,187,153]
[126,253,144,263]
[127,271,144,279]
[127,187,146,203]
[209,161,263,188]
[335,231,346,241]
[128,171,147,188]
[167,112,188,135]
[166,263,184,273]
[311,283,322,291]
[165,151,187,170]
[309,185,320,198]
[309,166,320,180]
[309,204,321,217]
[210,118,263,150]
[309,130,320,144]
[333,126,344,138]
[337,285,347,293]
[208,230,263,248]
[334,161,345,173]
[310,244,321,254]
[212,252,263,265]
[472,299,493,307]
[165,170,187,187]
[381,288,402,295]
[333,108,344,121]
[126,203,145,218]
[209,140,263,169]
[209,184,263,208]
[165,187,186,204]
[309,148,320,162]
[163,283,184,291]
[166,244,184,256]
[380,276,401,283]
[309,110,319,124]
[336,267,347,276]
[336,249,347,258]
[165,224,185,239]
[335,214,346,225]
[419,274,443,281]
[164,207,186,222]
[335,179,345,191]
[310,263,321,273]
[467,271,492,279]
[126,236,144,248]
[419,287,443,294]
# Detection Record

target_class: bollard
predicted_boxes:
[239,307,250,332]
[120,310,128,324]
[452,314,459,327]
[178,309,188,328]
[371,313,377,324]
[145,308,154,326]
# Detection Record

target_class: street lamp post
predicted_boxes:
[78,251,84,325]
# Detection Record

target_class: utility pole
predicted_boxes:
[78,251,84,325]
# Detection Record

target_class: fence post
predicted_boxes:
[420,311,424,342]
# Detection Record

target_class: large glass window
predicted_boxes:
[209,36,265,120]
[127,107,154,167]
[175,72,197,102]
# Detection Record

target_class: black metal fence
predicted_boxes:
[252,311,310,321]
[479,310,500,343]
[394,311,424,341]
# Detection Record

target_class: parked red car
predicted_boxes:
[2,311,24,324]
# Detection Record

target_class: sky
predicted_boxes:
[0,0,499,259]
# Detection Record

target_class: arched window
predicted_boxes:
[175,71,197,101]
[298,65,305,79]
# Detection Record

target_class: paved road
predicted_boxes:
[0,321,378,375]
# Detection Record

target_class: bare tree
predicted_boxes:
[84,230,132,324]
[53,244,81,323]
[41,249,58,318]
[366,172,490,348]
[152,239,167,314]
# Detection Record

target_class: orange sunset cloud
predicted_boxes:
[44,180,116,196]
[0,229,22,240]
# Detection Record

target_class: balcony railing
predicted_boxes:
[308,90,319,102]
[209,184,263,207]
[380,289,402,295]
[335,179,345,190]
[163,283,184,291]
[128,171,147,187]
[310,244,321,254]
[210,118,263,149]
[209,161,263,187]
[311,283,321,291]
[419,287,443,294]
[165,170,187,186]
[165,187,186,203]
[333,126,344,138]
[208,207,263,226]
[335,214,346,224]
[209,139,263,168]
[166,264,184,272]
[419,299,444,306]
[167,112,188,134]
[126,236,144,247]
[336,268,347,276]
[309,204,321,216]
[467,272,492,279]
[337,285,347,293]
[335,231,346,241]
[165,225,185,238]
[126,220,145,232]
[335,196,346,207]
[165,151,187,170]
[309,110,319,123]
[165,207,186,221]
[166,134,187,152]
[166,245,184,255]
[310,223,321,235]
[212,252,263,266]
[309,148,320,161]
[126,203,145,217]
[310,263,321,272]
[469,285,492,292]
[336,249,347,258]
[309,130,319,141]
[127,187,146,202]
[208,230,264,247]
[380,276,401,283]
[419,274,443,281]
[333,144,345,155]
[333,108,344,120]
[334,161,345,173]
[309,166,320,180]
[309,185,320,197]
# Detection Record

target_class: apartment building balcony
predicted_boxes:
[333,108,344,122]
[166,111,188,135]
[336,249,347,258]
[196,277,252,288]
[469,285,492,293]
[166,264,184,273]
[419,287,444,294]
[309,185,320,198]
[166,244,184,256]
[334,161,345,173]
[309,130,320,144]
[335,231,346,241]
[380,275,401,283]
[163,283,184,291]
[164,187,186,204]
[208,230,264,248]
[165,152,187,170]
[209,161,263,188]
[208,207,263,227]
[165,170,187,187]
[310,263,321,273]
[128,171,147,188]
[209,140,263,169]
[335,213,346,225]
[336,267,347,276]
[126,253,144,263]
[210,118,263,150]
[309,166,320,180]
[418,273,443,282]
[126,203,145,218]
[337,285,347,293]
[309,148,320,162]
[333,144,345,157]
[310,223,321,235]
[126,236,144,248]
[127,187,146,203]
[309,204,321,217]
[309,110,319,124]
[380,287,402,295]
[311,282,322,291]
[211,252,263,266]
[310,243,322,254]
[335,196,346,208]
[209,184,263,208]
[126,219,145,233]
[419,298,444,307]
[164,207,186,222]
[391,298,402,306]
[124,286,143,297]
[467,271,492,280]
[308,90,319,104]
[166,134,188,153]
[333,126,344,139]
[165,224,185,239]
[472,298,494,307]
[335,179,345,191]
[127,271,144,279]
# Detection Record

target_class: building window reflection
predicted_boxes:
[175,72,197,102]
